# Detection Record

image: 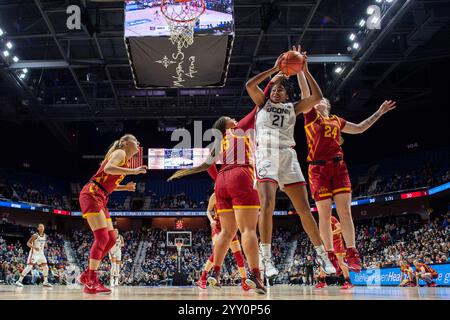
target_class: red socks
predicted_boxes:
[233,250,245,268]
[213,265,221,274]
[208,254,214,263]
[89,228,109,260]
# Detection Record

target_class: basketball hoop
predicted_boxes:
[161,0,206,50]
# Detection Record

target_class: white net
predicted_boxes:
[161,0,206,50]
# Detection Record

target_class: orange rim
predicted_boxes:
[161,0,206,23]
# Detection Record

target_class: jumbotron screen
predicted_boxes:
[148,148,210,169]
[125,0,234,37]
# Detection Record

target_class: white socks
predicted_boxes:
[260,243,271,260]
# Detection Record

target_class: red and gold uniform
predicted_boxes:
[400,264,413,275]
[215,108,260,213]
[416,262,438,279]
[79,158,128,221]
[211,204,239,241]
[304,108,351,201]
[331,216,345,254]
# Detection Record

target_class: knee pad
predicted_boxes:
[90,228,110,260]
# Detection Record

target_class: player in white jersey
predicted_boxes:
[108,229,124,287]
[246,46,335,278]
[15,223,52,287]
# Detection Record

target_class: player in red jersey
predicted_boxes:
[168,87,275,293]
[414,260,438,287]
[315,216,353,289]
[197,192,251,291]
[78,134,147,294]
[297,70,396,273]
[399,260,415,287]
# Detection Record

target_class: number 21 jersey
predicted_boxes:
[255,100,296,149]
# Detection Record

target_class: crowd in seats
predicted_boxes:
[353,166,450,198]
[0,181,66,209]
[357,213,450,268]
[0,221,68,285]
[0,210,449,287]
[70,229,139,285]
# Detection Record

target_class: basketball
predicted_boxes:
[279,50,305,76]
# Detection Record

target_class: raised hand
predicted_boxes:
[274,53,286,71]
[378,100,397,115]
[271,71,289,83]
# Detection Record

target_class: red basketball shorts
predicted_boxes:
[79,183,111,220]
[308,160,352,201]
[215,166,260,214]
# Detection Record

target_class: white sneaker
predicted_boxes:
[14,281,24,287]
[110,279,115,288]
[263,258,279,278]
[43,282,52,287]
[115,278,119,286]
[316,252,336,275]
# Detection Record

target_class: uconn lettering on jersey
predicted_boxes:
[265,106,292,115]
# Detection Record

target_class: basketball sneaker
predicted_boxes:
[79,269,88,285]
[14,281,24,287]
[245,271,267,295]
[83,281,112,295]
[241,278,251,291]
[262,258,279,279]
[315,281,327,289]
[207,271,222,290]
[327,251,341,274]
[114,277,119,286]
[316,251,336,275]
[344,248,361,272]
[110,280,115,288]
[341,281,354,289]
[43,282,53,287]
[427,282,437,287]
[197,278,207,289]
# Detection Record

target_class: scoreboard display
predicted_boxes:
[148,148,210,169]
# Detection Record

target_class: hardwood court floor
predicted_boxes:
[0,284,448,300]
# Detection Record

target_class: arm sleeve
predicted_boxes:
[303,107,318,124]
[237,81,274,130]
[207,165,218,182]
[338,117,347,130]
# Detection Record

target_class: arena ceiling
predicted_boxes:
[1,0,450,150]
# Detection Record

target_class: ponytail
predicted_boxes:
[102,134,135,164]
[167,117,228,181]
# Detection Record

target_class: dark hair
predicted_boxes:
[272,78,295,101]
[167,116,228,181]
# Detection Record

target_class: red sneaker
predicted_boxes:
[327,251,342,275]
[79,269,88,285]
[427,282,438,287]
[344,248,361,272]
[341,281,354,289]
[83,280,112,295]
[241,278,251,291]
[315,281,327,289]
[197,278,207,289]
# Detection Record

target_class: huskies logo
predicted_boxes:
[257,160,271,177]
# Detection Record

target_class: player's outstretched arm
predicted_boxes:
[292,45,311,99]
[342,100,397,134]
[104,149,147,176]
[294,58,324,115]
[246,53,285,108]
[115,182,137,192]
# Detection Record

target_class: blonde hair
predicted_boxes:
[103,134,135,163]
